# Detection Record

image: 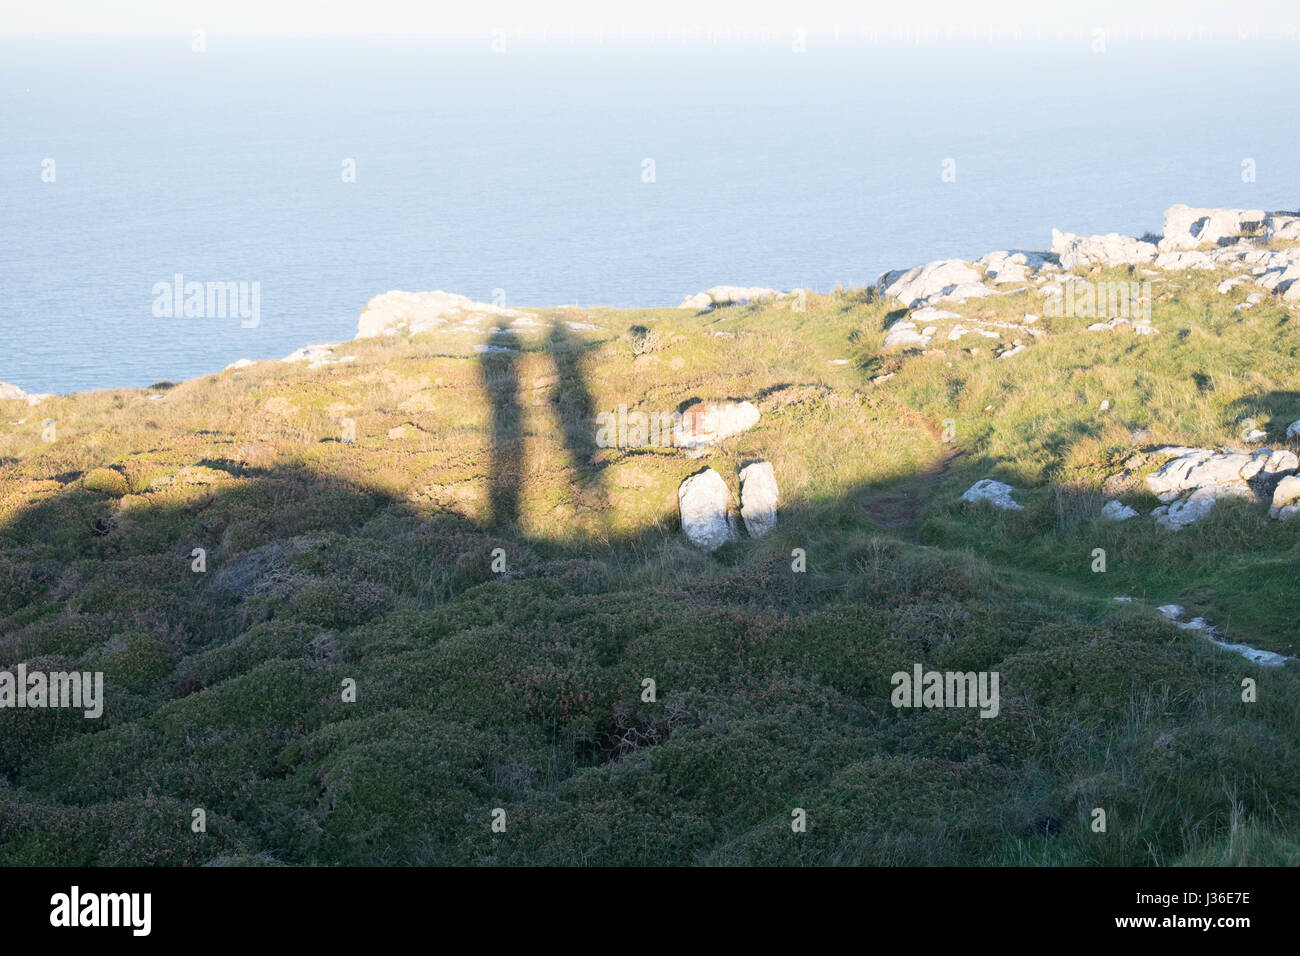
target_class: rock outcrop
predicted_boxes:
[356,290,531,340]
[976,250,1052,284]
[872,202,1300,349]
[878,259,991,308]
[1158,204,1266,251]
[1145,446,1299,529]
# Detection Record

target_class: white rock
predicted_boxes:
[0,381,50,405]
[738,461,779,537]
[1262,449,1299,475]
[940,281,998,304]
[1099,399,1110,411]
[1287,420,1300,439]
[947,325,999,341]
[1270,475,1300,519]
[910,307,963,322]
[976,250,1049,285]
[878,259,983,308]
[1263,266,1300,301]
[1267,214,1300,242]
[672,400,760,449]
[678,468,737,550]
[1101,500,1137,521]
[883,321,931,349]
[961,478,1024,511]
[1051,229,1157,269]
[1146,448,1256,495]
[1207,639,1289,667]
[679,286,787,310]
[1155,483,1252,530]
[1156,602,1289,666]
[1158,204,1266,251]
[356,290,531,340]
[282,343,357,368]
[1154,250,1217,271]
[1087,316,1160,335]
[225,358,257,370]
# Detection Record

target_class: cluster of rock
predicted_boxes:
[678,286,792,310]
[1103,444,1300,530]
[882,306,1042,357]
[668,395,776,548]
[1072,205,1300,302]
[678,462,779,550]
[1159,205,1299,249]
[872,203,1300,360]
[966,435,1300,530]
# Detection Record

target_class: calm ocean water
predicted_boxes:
[2,35,1298,393]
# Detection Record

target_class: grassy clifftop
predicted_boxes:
[1,265,1298,865]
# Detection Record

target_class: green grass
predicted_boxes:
[0,275,1297,865]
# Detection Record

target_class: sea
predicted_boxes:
[2,33,1298,393]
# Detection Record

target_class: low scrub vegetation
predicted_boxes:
[1,269,1297,865]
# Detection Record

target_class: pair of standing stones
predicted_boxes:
[678,462,778,550]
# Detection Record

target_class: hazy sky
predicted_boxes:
[5,1,1298,38]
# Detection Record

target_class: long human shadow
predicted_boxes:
[478,330,523,527]
[476,319,609,533]
[545,319,608,514]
